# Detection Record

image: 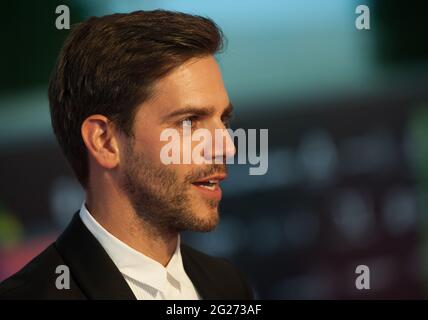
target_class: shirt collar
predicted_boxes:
[79,202,188,293]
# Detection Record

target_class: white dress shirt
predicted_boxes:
[79,202,200,300]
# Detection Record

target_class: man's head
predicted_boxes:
[49,10,235,234]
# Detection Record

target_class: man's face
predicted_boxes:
[119,56,236,234]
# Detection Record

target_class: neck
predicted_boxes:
[85,182,178,267]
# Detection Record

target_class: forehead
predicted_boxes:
[139,56,230,120]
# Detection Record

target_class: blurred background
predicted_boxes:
[1,0,428,299]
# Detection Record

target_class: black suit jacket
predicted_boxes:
[0,213,253,300]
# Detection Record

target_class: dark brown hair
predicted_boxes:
[48,10,224,187]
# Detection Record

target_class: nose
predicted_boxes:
[220,128,236,161]
[202,123,236,164]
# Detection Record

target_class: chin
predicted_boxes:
[188,205,219,232]
[192,220,219,232]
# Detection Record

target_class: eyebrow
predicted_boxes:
[162,102,234,122]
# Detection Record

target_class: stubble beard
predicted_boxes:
[120,140,223,236]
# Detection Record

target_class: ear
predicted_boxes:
[81,115,120,170]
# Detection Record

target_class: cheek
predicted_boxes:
[168,163,193,181]
[135,130,165,163]
[135,127,201,181]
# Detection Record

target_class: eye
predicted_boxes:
[181,116,198,128]
[182,118,192,127]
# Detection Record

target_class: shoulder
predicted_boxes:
[181,244,254,299]
[0,243,83,300]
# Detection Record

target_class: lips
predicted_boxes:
[191,174,226,190]
[191,173,226,199]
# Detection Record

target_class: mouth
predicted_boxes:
[191,174,226,200]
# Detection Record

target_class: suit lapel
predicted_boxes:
[181,245,223,299]
[55,213,136,300]
[55,212,222,300]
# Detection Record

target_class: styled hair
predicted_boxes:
[48,10,224,187]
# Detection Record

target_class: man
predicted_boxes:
[0,10,253,300]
